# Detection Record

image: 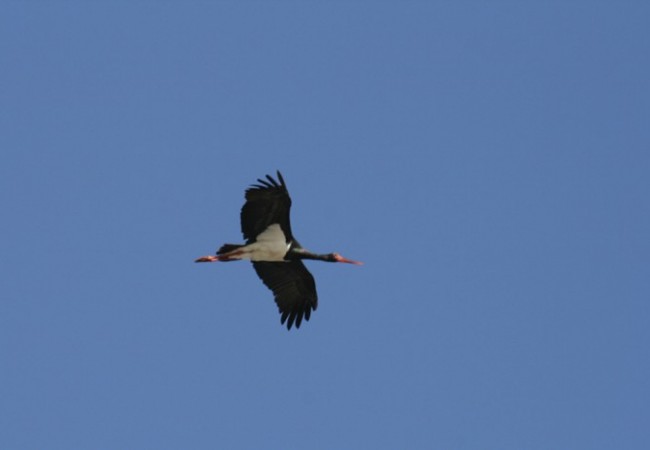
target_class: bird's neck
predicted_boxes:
[290,248,332,262]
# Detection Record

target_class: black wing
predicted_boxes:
[241,171,293,243]
[253,261,318,330]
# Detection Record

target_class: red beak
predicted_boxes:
[334,254,363,265]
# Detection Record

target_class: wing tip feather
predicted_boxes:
[247,171,287,193]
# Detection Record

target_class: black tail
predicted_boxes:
[217,244,244,255]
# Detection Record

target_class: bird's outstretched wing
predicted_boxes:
[252,261,318,330]
[241,171,293,243]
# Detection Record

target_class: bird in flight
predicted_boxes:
[195,171,362,330]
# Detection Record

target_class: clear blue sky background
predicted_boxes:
[2,2,649,449]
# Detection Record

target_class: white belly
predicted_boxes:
[243,224,290,261]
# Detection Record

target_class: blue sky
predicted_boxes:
[2,2,649,449]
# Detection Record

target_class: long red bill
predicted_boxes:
[334,254,363,265]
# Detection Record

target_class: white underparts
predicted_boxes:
[232,224,290,262]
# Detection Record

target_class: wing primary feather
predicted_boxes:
[266,174,279,187]
[276,171,286,188]
[255,179,273,188]
[287,311,297,330]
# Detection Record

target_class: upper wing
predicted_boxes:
[241,171,293,243]
[252,261,318,330]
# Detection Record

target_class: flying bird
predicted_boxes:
[195,171,362,330]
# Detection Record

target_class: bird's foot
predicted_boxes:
[195,255,220,263]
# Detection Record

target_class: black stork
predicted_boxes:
[195,171,362,330]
